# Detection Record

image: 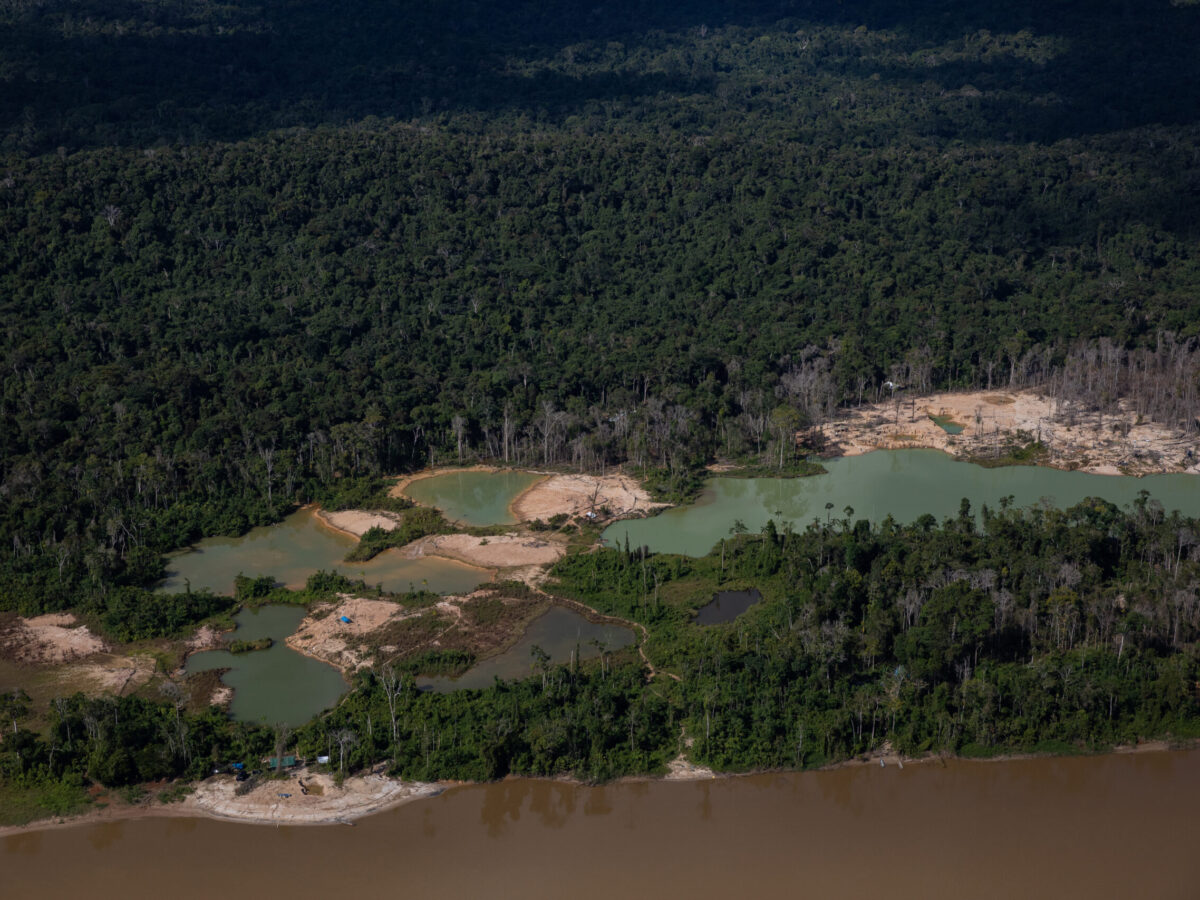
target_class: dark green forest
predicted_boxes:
[4,0,1200,616]
[6,499,1200,819]
[3,0,1200,811]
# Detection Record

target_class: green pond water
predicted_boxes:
[185,606,347,726]
[603,449,1200,557]
[159,508,489,596]
[403,470,544,526]
[417,606,634,693]
[929,414,965,435]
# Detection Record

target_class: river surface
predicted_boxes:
[159,508,489,595]
[184,606,346,726]
[604,449,1200,556]
[417,606,634,692]
[4,750,1196,899]
[402,470,544,526]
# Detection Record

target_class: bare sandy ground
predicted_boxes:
[59,654,156,695]
[662,755,717,781]
[186,770,441,826]
[315,509,402,539]
[0,770,443,836]
[401,532,566,587]
[210,685,233,707]
[287,595,414,671]
[186,624,226,653]
[511,473,666,521]
[405,532,564,569]
[0,613,107,664]
[820,389,1199,475]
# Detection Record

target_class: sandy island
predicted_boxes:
[511,472,666,521]
[820,389,1199,475]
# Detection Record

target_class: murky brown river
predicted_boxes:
[4,751,1196,899]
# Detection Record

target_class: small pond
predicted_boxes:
[159,507,489,596]
[695,589,763,625]
[417,606,634,693]
[929,414,965,435]
[402,470,544,526]
[603,449,1200,557]
[185,605,347,726]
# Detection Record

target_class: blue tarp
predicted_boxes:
[339,616,352,624]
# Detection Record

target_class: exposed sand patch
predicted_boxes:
[0,614,107,664]
[186,769,441,826]
[406,532,565,569]
[662,755,716,781]
[210,685,233,707]
[315,509,402,539]
[819,389,1198,475]
[511,473,666,521]
[61,654,155,695]
[186,624,226,653]
[287,595,415,671]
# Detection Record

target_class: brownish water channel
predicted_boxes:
[4,750,1197,899]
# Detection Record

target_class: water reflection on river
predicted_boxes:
[4,751,1196,899]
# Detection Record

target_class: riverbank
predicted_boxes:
[819,389,1199,476]
[0,769,442,837]
[2,739,1188,838]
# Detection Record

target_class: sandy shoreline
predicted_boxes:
[313,508,403,540]
[0,770,443,838]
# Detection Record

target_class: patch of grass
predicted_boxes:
[969,441,1050,468]
[228,637,273,654]
[0,776,91,826]
[158,782,195,804]
[118,783,149,804]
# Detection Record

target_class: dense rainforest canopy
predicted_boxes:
[3,0,1200,812]
[4,0,1200,613]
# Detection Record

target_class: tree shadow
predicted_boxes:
[0,0,1196,150]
